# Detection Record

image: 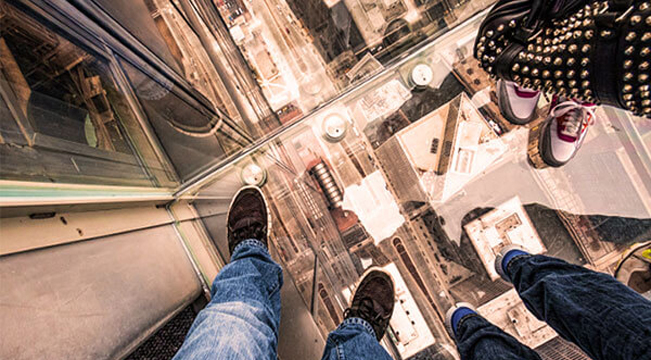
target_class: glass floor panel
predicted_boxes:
[189,14,651,360]
[213,0,497,120]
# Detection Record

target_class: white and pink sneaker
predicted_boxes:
[539,98,596,167]
[497,80,541,125]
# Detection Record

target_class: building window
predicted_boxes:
[430,138,439,154]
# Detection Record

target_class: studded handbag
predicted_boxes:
[475,0,651,117]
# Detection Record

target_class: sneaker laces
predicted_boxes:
[550,100,595,140]
[344,298,390,336]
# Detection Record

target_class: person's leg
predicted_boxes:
[320,318,393,360]
[321,269,395,360]
[499,248,651,360]
[445,303,542,360]
[173,240,282,360]
[174,186,282,360]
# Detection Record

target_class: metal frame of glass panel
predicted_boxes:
[0,0,260,207]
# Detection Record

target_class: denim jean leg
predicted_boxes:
[173,239,283,360]
[455,314,542,360]
[320,317,394,360]
[507,254,651,360]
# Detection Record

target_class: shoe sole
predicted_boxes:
[497,80,539,126]
[444,302,476,340]
[538,115,573,168]
[226,185,272,247]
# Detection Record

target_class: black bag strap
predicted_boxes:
[594,0,635,28]
[512,0,556,43]
[611,0,633,10]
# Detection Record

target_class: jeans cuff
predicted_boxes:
[505,254,532,280]
[233,238,269,256]
[456,313,481,338]
[339,317,376,338]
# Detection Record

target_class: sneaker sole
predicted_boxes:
[497,80,539,126]
[226,185,272,247]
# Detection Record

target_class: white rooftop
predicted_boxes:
[342,171,405,245]
[464,196,546,280]
[393,93,506,203]
[382,263,435,359]
[478,289,558,349]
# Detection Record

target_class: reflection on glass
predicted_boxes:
[142,0,244,120]
[212,0,495,125]
[0,2,176,187]
[121,60,247,181]
[92,0,183,74]
[191,13,651,359]
[92,0,252,133]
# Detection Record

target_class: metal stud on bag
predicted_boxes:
[474,0,651,116]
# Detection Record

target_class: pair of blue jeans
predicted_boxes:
[456,254,651,360]
[173,240,651,360]
[172,239,391,360]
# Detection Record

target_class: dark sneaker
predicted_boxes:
[495,245,530,282]
[444,302,477,340]
[226,186,270,256]
[539,98,596,167]
[344,269,395,341]
[497,80,541,125]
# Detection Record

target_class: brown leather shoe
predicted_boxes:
[344,269,395,341]
[226,186,270,256]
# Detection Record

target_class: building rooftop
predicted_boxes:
[383,263,436,359]
[464,196,546,280]
[478,289,558,349]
